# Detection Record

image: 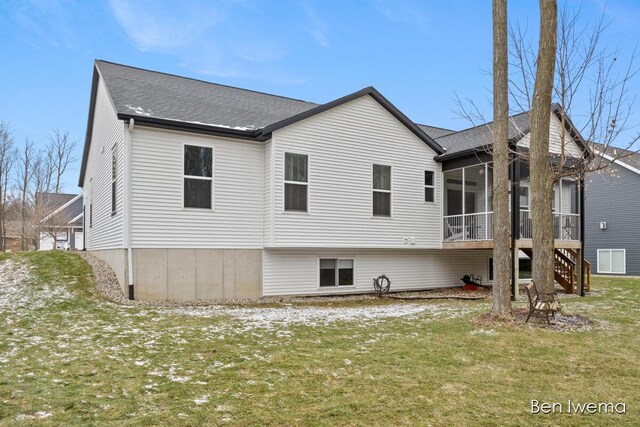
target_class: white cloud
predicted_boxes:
[108,0,219,51]
[300,2,330,48]
[371,0,428,31]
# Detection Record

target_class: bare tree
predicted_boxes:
[509,5,640,174]
[456,4,638,296]
[47,128,79,193]
[16,139,37,251]
[0,122,16,251]
[491,0,512,317]
[529,0,558,294]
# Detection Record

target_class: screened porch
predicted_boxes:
[442,163,580,243]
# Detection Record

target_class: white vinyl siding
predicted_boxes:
[264,140,274,246]
[130,127,263,248]
[83,76,125,250]
[597,249,626,274]
[270,95,443,249]
[518,113,584,157]
[263,249,489,296]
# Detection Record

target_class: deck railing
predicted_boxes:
[443,210,580,242]
[443,212,494,241]
[519,210,580,240]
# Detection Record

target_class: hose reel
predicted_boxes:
[373,274,391,296]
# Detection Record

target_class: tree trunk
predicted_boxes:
[530,0,558,294]
[491,0,512,317]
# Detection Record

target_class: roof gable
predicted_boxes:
[434,104,589,161]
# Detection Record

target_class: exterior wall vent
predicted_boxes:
[599,221,607,230]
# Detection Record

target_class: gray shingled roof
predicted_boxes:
[96,60,320,131]
[37,193,83,226]
[434,111,531,155]
[591,142,640,170]
[417,124,456,139]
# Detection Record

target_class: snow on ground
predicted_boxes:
[166,302,474,330]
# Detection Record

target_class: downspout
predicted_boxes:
[579,177,585,297]
[125,118,135,300]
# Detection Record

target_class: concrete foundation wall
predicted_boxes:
[132,249,262,300]
[89,249,128,295]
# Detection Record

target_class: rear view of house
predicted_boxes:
[80,60,590,300]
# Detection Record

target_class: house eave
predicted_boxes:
[117,114,264,142]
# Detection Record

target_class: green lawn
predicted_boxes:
[0,251,638,426]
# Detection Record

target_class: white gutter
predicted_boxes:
[67,212,83,224]
[40,193,82,223]
[125,118,135,299]
[594,149,640,176]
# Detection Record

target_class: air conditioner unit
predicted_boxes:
[600,222,607,230]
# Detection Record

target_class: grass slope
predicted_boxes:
[0,251,638,426]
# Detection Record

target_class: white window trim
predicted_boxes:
[372,163,393,218]
[424,170,435,203]
[283,151,309,214]
[182,142,215,211]
[89,177,93,228]
[317,257,356,289]
[597,249,626,274]
[111,144,117,216]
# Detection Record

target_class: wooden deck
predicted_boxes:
[442,239,582,250]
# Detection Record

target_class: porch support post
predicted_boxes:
[510,151,521,300]
[579,177,586,296]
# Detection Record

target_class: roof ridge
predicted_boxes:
[416,123,457,132]
[95,59,319,106]
[436,110,530,139]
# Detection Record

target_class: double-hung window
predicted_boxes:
[184,145,213,209]
[373,164,391,216]
[319,259,354,287]
[597,249,626,274]
[284,153,308,212]
[424,171,435,202]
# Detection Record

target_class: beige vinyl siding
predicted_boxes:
[83,76,125,250]
[263,249,489,296]
[130,128,264,248]
[271,95,443,249]
[518,113,583,157]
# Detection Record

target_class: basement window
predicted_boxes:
[184,145,213,209]
[597,249,626,274]
[319,259,354,287]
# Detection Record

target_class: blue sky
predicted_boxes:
[1,0,639,192]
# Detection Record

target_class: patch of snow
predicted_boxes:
[158,117,255,131]
[194,395,210,405]
[125,105,152,116]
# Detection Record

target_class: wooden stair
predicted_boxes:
[520,248,591,294]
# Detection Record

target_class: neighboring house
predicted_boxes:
[37,193,84,251]
[585,144,640,276]
[79,60,590,300]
